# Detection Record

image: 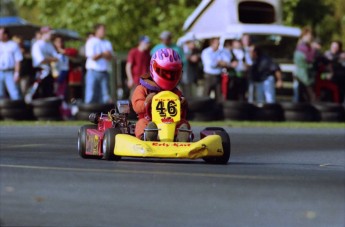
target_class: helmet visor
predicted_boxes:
[154,66,181,81]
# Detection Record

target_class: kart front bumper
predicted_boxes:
[114,134,224,159]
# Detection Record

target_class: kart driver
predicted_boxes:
[132,48,190,142]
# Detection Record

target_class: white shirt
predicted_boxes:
[232,48,252,72]
[85,37,114,71]
[31,39,59,67]
[31,39,59,78]
[201,47,227,75]
[0,40,23,70]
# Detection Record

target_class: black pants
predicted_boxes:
[203,74,222,102]
[228,76,247,101]
[35,74,55,99]
[298,81,316,103]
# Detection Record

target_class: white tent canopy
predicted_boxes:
[178,0,300,45]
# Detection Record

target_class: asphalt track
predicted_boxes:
[0,125,344,227]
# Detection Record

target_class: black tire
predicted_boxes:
[281,102,316,111]
[192,104,223,121]
[31,97,62,108]
[36,116,62,121]
[33,107,60,117]
[281,102,320,122]
[202,128,230,164]
[223,108,256,121]
[223,109,245,120]
[284,110,319,122]
[223,101,251,109]
[253,103,284,121]
[313,103,345,122]
[102,128,122,161]
[188,98,215,112]
[313,102,344,112]
[1,108,30,120]
[193,112,216,121]
[0,99,26,109]
[78,125,98,159]
[78,103,114,113]
[76,111,93,121]
[223,102,256,121]
[320,111,345,122]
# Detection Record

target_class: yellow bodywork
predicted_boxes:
[151,91,180,142]
[113,91,224,159]
[114,134,224,159]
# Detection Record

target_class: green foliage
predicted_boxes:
[14,0,345,51]
[15,0,199,51]
[283,0,345,49]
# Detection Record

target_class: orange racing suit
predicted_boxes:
[131,75,189,138]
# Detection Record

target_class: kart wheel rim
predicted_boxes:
[102,136,107,156]
[77,134,81,151]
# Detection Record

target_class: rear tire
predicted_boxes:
[78,125,97,158]
[202,127,231,164]
[102,128,122,161]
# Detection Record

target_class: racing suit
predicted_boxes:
[131,74,189,139]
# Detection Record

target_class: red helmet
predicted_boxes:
[150,48,182,91]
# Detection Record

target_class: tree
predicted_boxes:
[15,0,200,51]
[283,0,345,48]
[0,0,18,16]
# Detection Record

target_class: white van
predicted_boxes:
[178,0,301,98]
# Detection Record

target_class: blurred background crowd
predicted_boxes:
[0,0,344,121]
[1,25,344,102]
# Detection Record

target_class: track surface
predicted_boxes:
[0,126,344,227]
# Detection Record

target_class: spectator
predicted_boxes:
[228,39,251,101]
[293,27,316,102]
[79,32,94,58]
[181,37,200,98]
[125,35,151,94]
[85,24,114,104]
[53,36,69,99]
[248,45,282,104]
[0,27,23,100]
[241,34,251,52]
[30,26,59,99]
[337,53,345,104]
[150,31,185,64]
[324,41,342,62]
[201,38,229,101]
[13,35,34,96]
[241,34,256,102]
[324,41,345,103]
[220,40,238,100]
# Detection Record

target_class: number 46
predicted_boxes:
[155,101,177,117]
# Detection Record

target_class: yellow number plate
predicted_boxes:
[152,91,181,124]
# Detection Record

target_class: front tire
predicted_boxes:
[78,125,97,158]
[202,127,231,164]
[102,128,122,161]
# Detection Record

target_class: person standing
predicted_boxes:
[248,45,282,104]
[0,27,23,100]
[150,31,185,64]
[125,35,151,93]
[181,38,200,98]
[53,36,69,99]
[30,26,59,99]
[293,27,316,102]
[324,41,345,103]
[85,24,114,104]
[201,38,229,101]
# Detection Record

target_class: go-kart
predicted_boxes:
[78,91,231,164]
